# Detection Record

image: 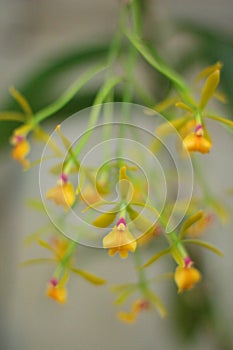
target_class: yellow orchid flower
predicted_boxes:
[46,278,67,304]
[183,127,212,154]
[46,173,76,211]
[174,265,201,293]
[10,124,33,169]
[103,217,137,259]
[118,299,150,323]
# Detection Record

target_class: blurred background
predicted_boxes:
[0,0,233,349]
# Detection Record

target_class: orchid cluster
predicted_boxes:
[1,0,232,324]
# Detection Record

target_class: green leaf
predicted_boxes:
[70,267,106,285]
[183,239,223,256]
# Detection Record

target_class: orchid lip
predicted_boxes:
[117,217,127,227]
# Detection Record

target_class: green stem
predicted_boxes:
[118,0,142,162]
[125,32,195,107]
[34,64,106,124]
[192,155,212,202]
[134,247,148,292]
[54,240,77,279]
[64,76,123,174]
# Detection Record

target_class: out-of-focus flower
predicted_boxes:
[46,173,75,211]
[183,125,212,154]
[11,135,30,169]
[118,299,150,323]
[174,264,201,293]
[186,213,213,237]
[79,185,102,206]
[46,278,67,304]
[103,217,137,258]
[50,235,70,260]
[154,63,229,155]
[10,125,32,169]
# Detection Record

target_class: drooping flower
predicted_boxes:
[118,299,150,323]
[183,124,212,154]
[10,125,32,169]
[174,259,201,293]
[46,173,75,211]
[103,217,137,258]
[46,278,67,304]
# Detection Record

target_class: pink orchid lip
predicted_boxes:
[14,135,24,143]
[50,277,58,287]
[116,217,127,227]
[195,124,203,136]
[60,173,68,183]
[184,256,194,268]
[139,300,150,310]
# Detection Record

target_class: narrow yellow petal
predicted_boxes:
[199,70,220,110]
[196,61,223,80]
[9,86,33,116]
[175,102,193,113]
[92,209,119,228]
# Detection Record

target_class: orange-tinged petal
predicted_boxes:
[46,284,67,303]
[103,223,137,259]
[183,133,212,154]
[12,139,30,160]
[11,138,30,169]
[117,311,136,323]
[46,182,75,210]
[119,249,129,259]
[174,266,201,293]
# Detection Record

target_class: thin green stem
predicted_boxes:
[125,32,195,107]
[64,76,123,174]
[34,64,106,124]
[192,155,212,201]
[118,0,142,162]
[54,240,77,279]
[133,247,148,292]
